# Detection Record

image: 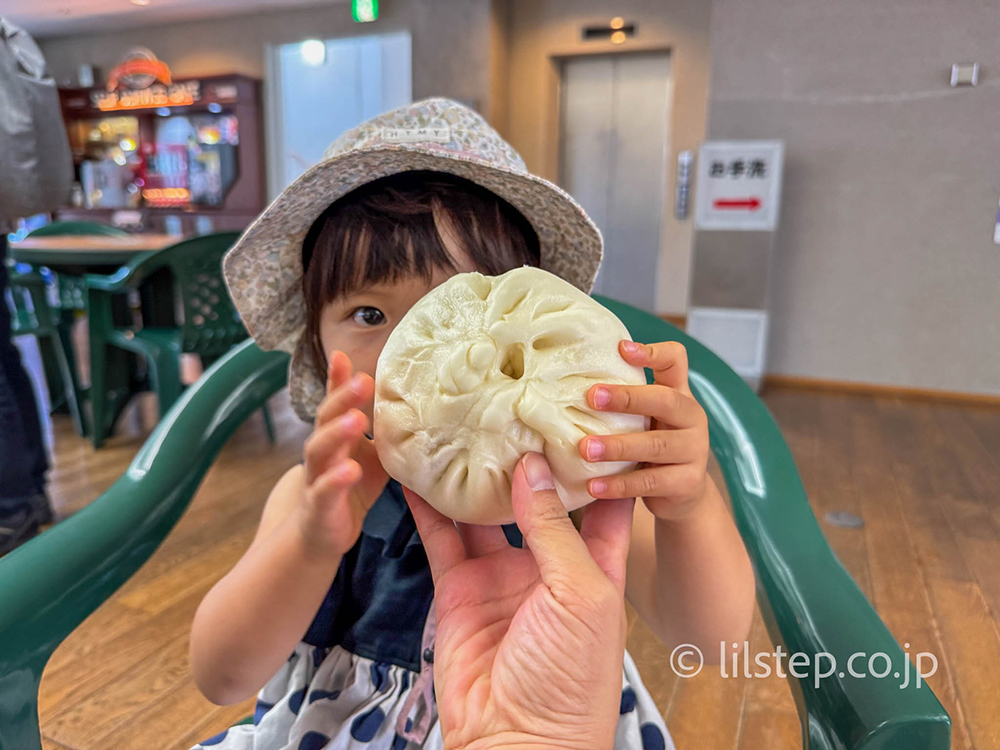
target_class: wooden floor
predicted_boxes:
[28,387,1000,749]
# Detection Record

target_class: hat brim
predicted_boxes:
[224,144,603,420]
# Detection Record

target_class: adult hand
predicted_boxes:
[404,453,634,750]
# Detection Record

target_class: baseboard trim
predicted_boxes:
[763,374,1000,407]
[658,315,686,330]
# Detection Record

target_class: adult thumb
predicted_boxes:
[512,453,602,592]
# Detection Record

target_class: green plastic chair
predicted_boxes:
[0,302,951,750]
[4,264,88,436]
[16,220,131,435]
[27,221,130,310]
[85,231,275,448]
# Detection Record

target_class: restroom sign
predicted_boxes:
[695,140,784,231]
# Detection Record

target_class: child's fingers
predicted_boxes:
[587,382,703,428]
[326,350,351,397]
[315,371,374,426]
[580,428,704,465]
[403,487,467,583]
[619,340,690,394]
[587,464,704,501]
[306,459,363,511]
[303,409,367,484]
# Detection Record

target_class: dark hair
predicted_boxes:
[302,170,540,377]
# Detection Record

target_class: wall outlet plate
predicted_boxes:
[950,63,979,86]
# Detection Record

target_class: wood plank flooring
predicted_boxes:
[22,387,1000,749]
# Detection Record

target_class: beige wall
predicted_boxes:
[40,0,492,110]
[707,0,1000,394]
[40,0,708,315]
[502,0,713,315]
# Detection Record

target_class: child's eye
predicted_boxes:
[351,307,386,327]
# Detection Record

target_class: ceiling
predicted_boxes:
[3,0,341,38]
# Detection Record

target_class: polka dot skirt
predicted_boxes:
[192,644,673,750]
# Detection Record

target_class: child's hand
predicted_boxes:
[298,351,388,558]
[581,341,710,521]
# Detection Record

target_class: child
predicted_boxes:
[190,98,755,750]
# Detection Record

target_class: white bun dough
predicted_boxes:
[373,266,648,525]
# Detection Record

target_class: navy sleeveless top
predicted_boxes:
[303,479,523,672]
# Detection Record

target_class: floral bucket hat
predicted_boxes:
[223,97,603,421]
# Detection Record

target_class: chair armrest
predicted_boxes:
[7,269,46,290]
[83,250,158,292]
[6,269,51,325]
[0,340,289,750]
[595,297,950,750]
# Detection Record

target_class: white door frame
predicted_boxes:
[263,42,285,203]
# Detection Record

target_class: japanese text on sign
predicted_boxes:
[708,159,768,179]
[695,141,784,231]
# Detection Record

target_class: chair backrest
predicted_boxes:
[0,340,288,750]
[27,222,127,310]
[0,298,950,750]
[135,231,248,355]
[594,296,950,749]
[27,221,129,237]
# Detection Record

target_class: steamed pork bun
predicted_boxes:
[373,266,648,525]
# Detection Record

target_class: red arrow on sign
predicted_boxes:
[713,197,762,211]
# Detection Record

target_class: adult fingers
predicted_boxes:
[578,497,635,593]
[511,453,601,595]
[404,487,467,583]
[456,522,511,559]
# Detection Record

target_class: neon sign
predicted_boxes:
[107,48,172,90]
[91,81,201,111]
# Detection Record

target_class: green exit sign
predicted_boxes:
[352,0,378,23]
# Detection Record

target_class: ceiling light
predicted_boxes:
[611,30,626,44]
[610,17,624,30]
[300,39,326,67]
[130,0,152,6]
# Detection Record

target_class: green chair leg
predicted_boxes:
[32,330,86,437]
[35,333,66,414]
[88,335,109,449]
[35,336,67,413]
[50,331,87,438]
[54,320,88,437]
[88,288,114,449]
[261,400,276,444]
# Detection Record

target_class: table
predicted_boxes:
[8,233,183,442]
[8,234,179,270]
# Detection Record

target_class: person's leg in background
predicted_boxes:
[0,236,54,555]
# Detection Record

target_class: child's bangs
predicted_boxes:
[302,172,540,305]
[304,199,457,302]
